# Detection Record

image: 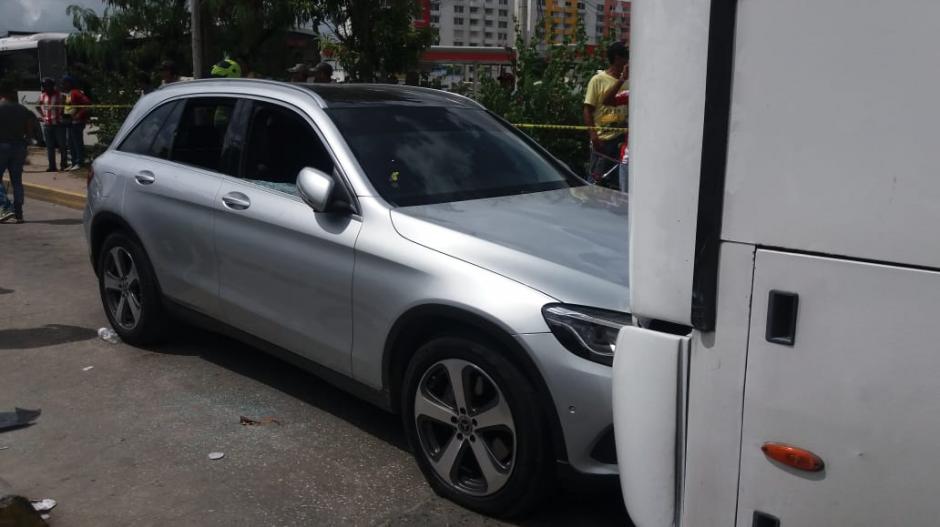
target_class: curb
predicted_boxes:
[23,182,87,210]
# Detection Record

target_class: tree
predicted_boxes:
[199,0,325,77]
[66,0,326,148]
[319,0,435,82]
[68,0,191,81]
[67,1,192,150]
[477,23,613,174]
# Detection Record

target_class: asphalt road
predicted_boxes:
[0,200,630,526]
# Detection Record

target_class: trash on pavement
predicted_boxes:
[0,408,41,432]
[208,452,225,460]
[30,499,56,512]
[82,366,94,371]
[98,327,120,344]
[0,495,48,526]
[239,416,281,427]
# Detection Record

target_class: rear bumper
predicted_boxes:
[515,333,618,476]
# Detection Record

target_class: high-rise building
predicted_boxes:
[430,0,517,48]
[598,0,630,43]
[515,0,630,45]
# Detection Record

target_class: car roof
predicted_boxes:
[155,79,479,110]
[299,83,479,109]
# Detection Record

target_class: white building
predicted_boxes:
[430,0,516,47]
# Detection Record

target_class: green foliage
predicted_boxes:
[320,0,435,82]
[67,1,191,81]
[476,23,612,174]
[66,1,190,152]
[200,0,324,76]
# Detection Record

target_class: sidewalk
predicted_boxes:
[3,146,88,210]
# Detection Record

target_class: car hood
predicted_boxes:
[390,186,630,313]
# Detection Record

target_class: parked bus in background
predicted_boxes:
[614,0,940,526]
[0,32,69,145]
[0,32,69,105]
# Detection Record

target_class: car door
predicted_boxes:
[213,98,361,375]
[116,96,238,317]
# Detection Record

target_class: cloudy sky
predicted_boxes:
[1,0,104,35]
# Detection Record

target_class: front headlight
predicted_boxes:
[542,303,632,366]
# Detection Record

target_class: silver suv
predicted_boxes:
[83,80,630,517]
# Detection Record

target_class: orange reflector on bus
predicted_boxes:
[761,442,825,472]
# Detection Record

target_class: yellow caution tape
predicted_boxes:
[513,123,629,132]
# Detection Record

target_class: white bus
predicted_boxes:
[613,0,940,525]
[0,32,69,97]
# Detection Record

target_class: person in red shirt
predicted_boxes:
[37,77,68,171]
[602,64,629,193]
[61,75,91,170]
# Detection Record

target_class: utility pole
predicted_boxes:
[191,0,204,78]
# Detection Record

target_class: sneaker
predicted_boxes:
[13,216,24,224]
[0,208,13,222]
[68,164,82,172]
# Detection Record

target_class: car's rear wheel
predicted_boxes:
[402,336,554,518]
[97,231,166,345]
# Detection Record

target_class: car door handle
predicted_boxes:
[134,170,155,185]
[221,192,251,210]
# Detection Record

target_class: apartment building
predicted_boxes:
[516,0,630,44]
[430,0,516,47]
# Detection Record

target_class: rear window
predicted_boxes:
[118,102,178,158]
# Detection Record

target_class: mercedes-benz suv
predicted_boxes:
[83,80,630,517]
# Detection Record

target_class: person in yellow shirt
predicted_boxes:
[583,41,629,188]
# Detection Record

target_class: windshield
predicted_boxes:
[326,106,584,207]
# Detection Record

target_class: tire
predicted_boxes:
[402,336,554,518]
[96,231,167,345]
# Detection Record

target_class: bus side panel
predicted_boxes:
[723,0,940,270]
[680,241,755,527]
[627,0,711,326]
[37,39,67,82]
[737,250,940,526]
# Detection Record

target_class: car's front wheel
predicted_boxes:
[402,336,554,518]
[97,231,166,345]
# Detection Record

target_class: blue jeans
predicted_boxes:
[42,124,68,169]
[0,141,27,215]
[68,122,86,166]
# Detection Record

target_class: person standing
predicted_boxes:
[601,63,629,193]
[37,78,68,172]
[0,89,36,223]
[583,41,629,189]
[287,63,310,83]
[310,62,334,83]
[159,60,181,86]
[61,75,91,171]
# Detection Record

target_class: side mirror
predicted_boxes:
[296,167,334,212]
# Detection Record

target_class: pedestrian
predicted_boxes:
[159,60,180,86]
[583,41,629,190]
[601,62,629,193]
[0,88,36,223]
[311,62,334,83]
[210,57,242,79]
[61,75,91,171]
[37,77,68,172]
[287,63,309,83]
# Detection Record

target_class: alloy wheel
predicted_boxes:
[414,358,516,496]
[102,246,142,330]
